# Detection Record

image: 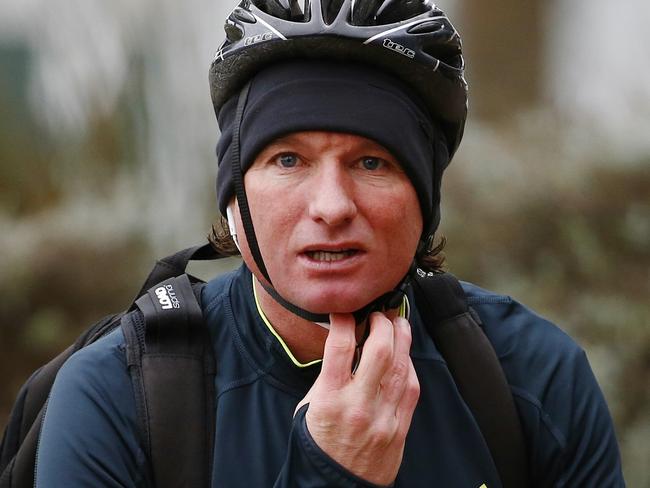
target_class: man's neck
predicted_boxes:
[253,278,400,364]
[253,278,331,363]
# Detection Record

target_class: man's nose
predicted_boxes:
[307,164,357,226]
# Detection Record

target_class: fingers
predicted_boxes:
[353,314,419,448]
[319,313,357,389]
[317,312,419,417]
[298,313,419,487]
[380,317,414,405]
[395,359,420,437]
[353,313,395,392]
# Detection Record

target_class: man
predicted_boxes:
[36,1,624,486]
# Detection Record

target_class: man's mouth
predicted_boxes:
[305,250,358,262]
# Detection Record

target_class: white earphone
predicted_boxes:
[226,205,242,253]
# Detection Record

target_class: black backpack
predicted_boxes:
[0,244,528,488]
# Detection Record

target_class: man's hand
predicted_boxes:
[295,312,420,486]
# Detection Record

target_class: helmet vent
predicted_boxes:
[232,7,257,24]
[251,0,311,21]
[407,20,446,35]
[291,0,312,21]
[251,0,291,20]
[351,0,381,25]
[322,0,345,25]
[375,0,430,25]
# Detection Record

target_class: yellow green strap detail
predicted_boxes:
[252,276,409,368]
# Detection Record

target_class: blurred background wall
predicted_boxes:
[1,0,648,483]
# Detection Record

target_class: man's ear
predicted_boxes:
[226,201,241,253]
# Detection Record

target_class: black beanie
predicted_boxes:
[215,60,449,235]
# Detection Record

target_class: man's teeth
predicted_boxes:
[308,250,354,262]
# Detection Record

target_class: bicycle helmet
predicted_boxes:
[210,0,467,159]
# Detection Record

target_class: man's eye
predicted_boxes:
[361,157,383,171]
[277,154,298,168]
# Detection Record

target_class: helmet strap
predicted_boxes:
[231,81,272,285]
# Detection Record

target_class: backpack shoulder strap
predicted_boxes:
[130,244,220,310]
[413,271,529,488]
[123,274,215,488]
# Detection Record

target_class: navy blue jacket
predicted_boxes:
[36,266,624,487]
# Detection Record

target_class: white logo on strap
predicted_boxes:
[155,284,180,310]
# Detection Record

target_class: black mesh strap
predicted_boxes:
[414,272,529,488]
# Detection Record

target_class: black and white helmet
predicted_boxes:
[209,0,468,159]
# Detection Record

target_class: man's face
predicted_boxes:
[233,131,423,314]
